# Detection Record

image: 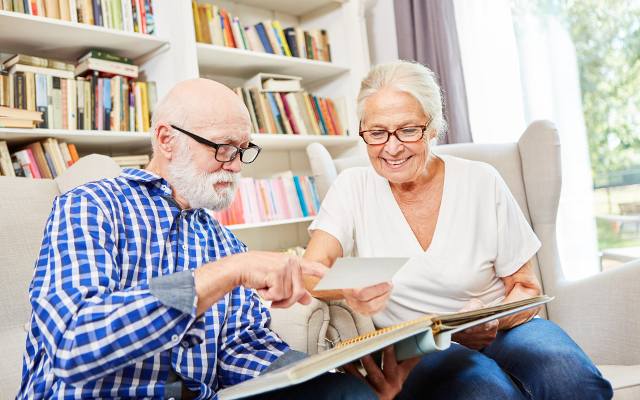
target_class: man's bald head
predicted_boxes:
[146,78,253,210]
[150,78,251,148]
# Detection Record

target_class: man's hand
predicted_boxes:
[236,252,327,307]
[194,251,327,315]
[342,346,420,400]
[451,299,498,350]
[342,282,393,315]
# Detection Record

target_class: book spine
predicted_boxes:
[103,78,111,131]
[92,0,102,26]
[42,145,57,178]
[293,176,309,217]
[254,23,274,54]
[35,74,48,129]
[283,28,298,57]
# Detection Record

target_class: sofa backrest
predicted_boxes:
[0,154,121,397]
[306,120,563,314]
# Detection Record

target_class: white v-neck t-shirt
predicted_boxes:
[309,154,541,328]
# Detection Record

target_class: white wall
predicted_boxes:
[364,0,399,65]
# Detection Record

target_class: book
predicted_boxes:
[0,106,42,121]
[0,141,15,177]
[0,117,38,128]
[75,57,139,79]
[3,54,73,72]
[78,49,133,65]
[217,296,553,400]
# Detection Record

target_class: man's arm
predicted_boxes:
[216,286,289,387]
[31,194,209,385]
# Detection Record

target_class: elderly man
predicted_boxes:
[17,79,379,399]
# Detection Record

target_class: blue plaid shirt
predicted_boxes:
[18,168,288,399]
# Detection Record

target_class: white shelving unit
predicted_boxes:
[0,0,372,251]
[197,44,349,84]
[0,129,358,152]
[227,216,314,231]
[0,10,169,61]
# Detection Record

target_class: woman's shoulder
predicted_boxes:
[440,154,501,183]
[330,166,380,198]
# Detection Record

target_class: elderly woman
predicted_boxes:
[304,61,612,399]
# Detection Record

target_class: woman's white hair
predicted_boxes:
[357,60,447,138]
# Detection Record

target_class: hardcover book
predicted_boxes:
[218,296,552,400]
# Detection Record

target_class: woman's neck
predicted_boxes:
[390,155,444,199]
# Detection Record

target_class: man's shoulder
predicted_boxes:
[56,174,135,210]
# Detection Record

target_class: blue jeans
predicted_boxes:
[247,372,377,400]
[397,318,613,399]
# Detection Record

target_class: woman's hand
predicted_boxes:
[342,346,420,400]
[342,282,393,315]
[451,299,498,350]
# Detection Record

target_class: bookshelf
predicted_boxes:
[229,0,344,16]
[197,44,349,83]
[0,0,372,251]
[0,129,358,152]
[227,216,314,231]
[0,11,168,61]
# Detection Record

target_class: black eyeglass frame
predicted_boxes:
[170,124,261,164]
[358,115,434,145]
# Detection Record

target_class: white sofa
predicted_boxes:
[305,120,640,399]
[0,154,329,398]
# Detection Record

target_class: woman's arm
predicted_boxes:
[303,229,345,300]
[498,260,542,330]
[304,230,393,312]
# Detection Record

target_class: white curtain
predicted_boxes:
[452,0,526,143]
[453,0,600,279]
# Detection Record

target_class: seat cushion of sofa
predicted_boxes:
[598,364,640,399]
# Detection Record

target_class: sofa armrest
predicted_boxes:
[325,300,376,346]
[269,298,330,355]
[549,259,640,365]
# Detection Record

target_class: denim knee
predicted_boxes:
[484,319,613,400]
[397,344,526,400]
[324,372,378,400]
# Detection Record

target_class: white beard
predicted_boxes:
[167,143,239,211]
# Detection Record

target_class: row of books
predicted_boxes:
[1,0,155,34]
[214,175,321,226]
[112,153,149,168]
[192,1,331,62]
[235,87,346,135]
[1,53,155,132]
[0,106,42,128]
[0,138,79,178]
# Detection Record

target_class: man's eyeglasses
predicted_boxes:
[358,116,433,145]
[170,124,261,164]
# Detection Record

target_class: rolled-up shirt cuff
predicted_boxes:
[263,350,309,373]
[150,270,196,316]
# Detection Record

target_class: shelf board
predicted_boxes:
[231,0,343,16]
[228,216,314,231]
[0,11,168,62]
[0,128,151,153]
[197,44,348,84]
[0,129,358,151]
[251,134,358,149]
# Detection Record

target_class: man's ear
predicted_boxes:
[155,124,176,160]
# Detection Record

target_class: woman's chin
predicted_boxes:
[376,165,416,184]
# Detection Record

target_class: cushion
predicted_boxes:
[598,364,640,399]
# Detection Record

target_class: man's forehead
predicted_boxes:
[194,122,250,143]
